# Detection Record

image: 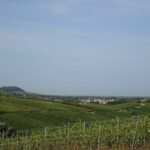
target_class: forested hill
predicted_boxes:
[0,86,25,93]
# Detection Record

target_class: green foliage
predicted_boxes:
[0,96,150,149]
[0,122,17,138]
[0,116,150,149]
[0,96,150,130]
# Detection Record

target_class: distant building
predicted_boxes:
[80,98,115,105]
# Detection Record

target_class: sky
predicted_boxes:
[0,0,150,96]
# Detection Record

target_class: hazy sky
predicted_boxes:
[0,0,150,96]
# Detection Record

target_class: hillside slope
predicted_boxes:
[0,96,149,130]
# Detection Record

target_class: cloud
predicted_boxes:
[50,2,69,15]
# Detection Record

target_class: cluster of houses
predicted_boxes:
[80,98,115,105]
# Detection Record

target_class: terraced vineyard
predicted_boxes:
[0,116,150,150]
[0,95,150,149]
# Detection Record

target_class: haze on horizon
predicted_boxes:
[0,0,150,97]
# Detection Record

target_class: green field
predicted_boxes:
[0,95,150,130]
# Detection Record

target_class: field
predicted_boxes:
[0,95,150,149]
[0,95,150,130]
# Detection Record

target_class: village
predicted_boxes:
[80,98,115,105]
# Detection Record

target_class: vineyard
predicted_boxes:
[0,116,150,150]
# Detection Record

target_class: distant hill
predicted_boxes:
[0,86,51,100]
[0,86,25,93]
